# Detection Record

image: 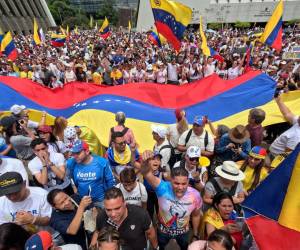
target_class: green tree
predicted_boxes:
[234,21,251,29]
[47,0,88,26]
[207,23,222,30]
[95,0,118,26]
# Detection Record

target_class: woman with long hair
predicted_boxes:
[37,125,67,155]
[201,192,243,249]
[53,116,68,141]
[239,146,269,195]
[96,227,121,250]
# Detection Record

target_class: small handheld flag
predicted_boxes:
[260,0,283,51]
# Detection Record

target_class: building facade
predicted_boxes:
[0,0,55,35]
[136,0,300,31]
[70,0,139,14]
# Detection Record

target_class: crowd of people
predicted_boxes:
[0,25,299,250]
[0,26,299,88]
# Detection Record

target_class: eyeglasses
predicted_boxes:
[189,157,199,162]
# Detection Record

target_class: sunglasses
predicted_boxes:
[115,141,126,146]
[189,157,199,162]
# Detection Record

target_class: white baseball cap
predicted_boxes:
[151,124,167,138]
[186,146,201,158]
[10,104,26,115]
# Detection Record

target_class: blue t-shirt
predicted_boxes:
[67,155,115,202]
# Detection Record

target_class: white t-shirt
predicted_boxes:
[167,124,182,154]
[204,64,215,77]
[156,69,167,83]
[167,63,178,81]
[116,182,148,207]
[154,139,171,173]
[28,152,70,191]
[269,116,300,155]
[47,141,67,154]
[227,66,240,80]
[0,186,52,225]
[0,158,29,186]
[173,161,207,184]
[178,129,214,153]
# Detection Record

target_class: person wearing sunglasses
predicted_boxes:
[173,146,208,191]
[106,132,141,181]
[188,229,234,250]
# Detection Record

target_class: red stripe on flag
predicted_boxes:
[246,215,300,250]
[271,27,282,51]
[155,21,181,51]
[7,48,18,61]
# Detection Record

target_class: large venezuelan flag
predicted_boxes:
[260,0,283,51]
[242,144,300,250]
[33,18,41,45]
[0,31,18,61]
[99,17,111,39]
[150,0,192,51]
[51,33,66,47]
[0,71,300,151]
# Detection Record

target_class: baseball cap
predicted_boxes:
[37,125,52,134]
[71,140,89,153]
[186,146,201,158]
[151,124,167,138]
[25,231,53,250]
[10,104,26,115]
[153,151,163,159]
[0,172,24,197]
[193,116,207,126]
[0,116,17,129]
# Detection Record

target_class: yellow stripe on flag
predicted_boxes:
[150,0,192,26]
[260,0,283,43]
[278,153,300,232]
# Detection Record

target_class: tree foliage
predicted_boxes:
[234,21,251,29]
[95,0,119,26]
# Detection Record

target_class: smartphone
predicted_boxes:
[235,217,244,229]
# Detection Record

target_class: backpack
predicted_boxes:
[210,178,238,197]
[158,143,177,169]
[210,178,243,215]
[185,129,209,150]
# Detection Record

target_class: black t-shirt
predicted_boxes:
[96,204,151,250]
[49,195,87,250]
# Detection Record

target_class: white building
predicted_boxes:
[137,0,300,31]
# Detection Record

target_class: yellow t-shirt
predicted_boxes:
[242,165,269,191]
[20,71,33,79]
[110,70,123,83]
[92,72,102,85]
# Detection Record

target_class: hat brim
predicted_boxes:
[0,183,23,197]
[228,129,250,144]
[215,165,245,181]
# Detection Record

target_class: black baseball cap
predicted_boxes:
[0,172,24,196]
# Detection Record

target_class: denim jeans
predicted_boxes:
[157,230,189,250]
